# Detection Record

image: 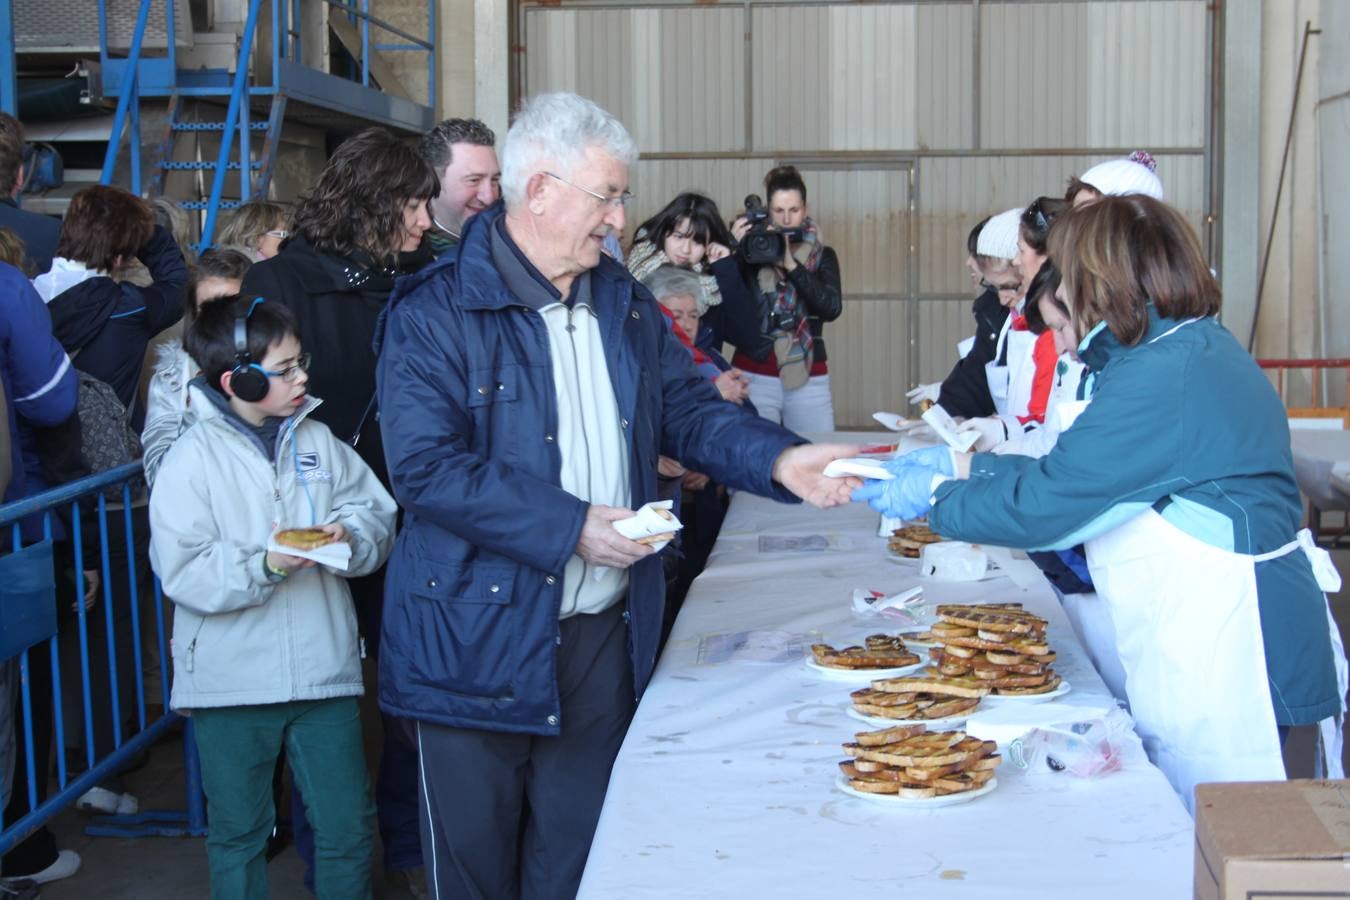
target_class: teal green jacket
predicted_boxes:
[930,309,1339,725]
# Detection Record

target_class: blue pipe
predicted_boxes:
[71,505,97,772]
[123,484,147,731]
[100,0,156,185]
[199,0,264,251]
[0,0,16,114]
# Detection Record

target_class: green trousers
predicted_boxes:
[193,697,374,900]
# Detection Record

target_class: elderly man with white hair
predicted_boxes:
[374,92,858,899]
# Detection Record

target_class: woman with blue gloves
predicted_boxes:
[854,195,1347,811]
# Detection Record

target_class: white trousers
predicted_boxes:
[744,372,835,434]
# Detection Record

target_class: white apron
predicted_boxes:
[1087,511,1345,813]
[985,311,1039,424]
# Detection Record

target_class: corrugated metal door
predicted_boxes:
[516,0,1214,428]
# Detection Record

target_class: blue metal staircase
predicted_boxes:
[91,0,436,250]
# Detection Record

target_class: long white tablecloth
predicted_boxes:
[1291,428,1350,511]
[579,484,1193,898]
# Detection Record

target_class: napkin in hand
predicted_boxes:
[267,531,353,571]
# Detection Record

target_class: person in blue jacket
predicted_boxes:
[375,92,857,899]
[855,195,1346,813]
[0,260,83,886]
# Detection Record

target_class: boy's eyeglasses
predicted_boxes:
[263,352,311,383]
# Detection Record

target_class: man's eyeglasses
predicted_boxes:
[544,171,633,210]
[263,352,311,383]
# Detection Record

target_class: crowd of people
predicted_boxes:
[0,94,857,899]
[0,87,1343,900]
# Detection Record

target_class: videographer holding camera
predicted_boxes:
[730,165,842,432]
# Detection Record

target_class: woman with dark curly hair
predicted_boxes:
[238,126,434,894]
[240,126,434,483]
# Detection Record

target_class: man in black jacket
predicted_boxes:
[0,113,59,275]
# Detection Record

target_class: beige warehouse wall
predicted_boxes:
[1252,0,1342,406]
[464,1,1340,409]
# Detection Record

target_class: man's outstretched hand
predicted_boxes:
[772,443,862,509]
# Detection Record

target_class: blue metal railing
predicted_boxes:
[0,463,205,856]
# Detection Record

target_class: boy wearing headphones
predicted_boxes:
[148,296,397,899]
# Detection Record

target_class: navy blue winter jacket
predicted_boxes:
[375,207,804,735]
[0,262,78,538]
[44,225,186,428]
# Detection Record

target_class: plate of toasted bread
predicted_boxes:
[842,685,982,728]
[910,604,1070,702]
[837,724,1001,806]
[834,773,999,807]
[845,703,973,731]
[806,636,925,679]
[886,524,947,563]
[980,678,1072,704]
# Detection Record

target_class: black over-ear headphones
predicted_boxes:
[230,297,271,402]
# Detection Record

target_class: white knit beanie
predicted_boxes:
[1079,151,1164,200]
[975,208,1022,260]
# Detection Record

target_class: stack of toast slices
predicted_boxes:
[887,523,946,559]
[849,669,985,721]
[839,724,1001,799]
[811,634,921,670]
[909,604,1062,696]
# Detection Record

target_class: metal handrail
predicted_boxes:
[0,463,143,526]
[98,0,157,187]
[199,0,264,249]
[322,0,435,50]
[0,462,206,854]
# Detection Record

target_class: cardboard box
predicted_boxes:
[1194,780,1350,899]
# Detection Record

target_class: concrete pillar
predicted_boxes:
[473,0,511,139]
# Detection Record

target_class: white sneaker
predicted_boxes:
[75,785,139,815]
[28,848,81,884]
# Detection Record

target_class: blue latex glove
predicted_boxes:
[851,463,941,520]
[892,446,955,476]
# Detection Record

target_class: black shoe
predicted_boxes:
[0,877,41,899]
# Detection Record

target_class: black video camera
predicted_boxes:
[737,194,803,266]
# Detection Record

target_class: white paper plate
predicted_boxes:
[804,657,926,681]
[884,547,923,566]
[981,679,1073,705]
[835,773,999,808]
[845,704,973,731]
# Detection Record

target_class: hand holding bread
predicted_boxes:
[576,505,655,569]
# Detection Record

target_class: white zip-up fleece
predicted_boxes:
[539,299,632,618]
[149,385,397,709]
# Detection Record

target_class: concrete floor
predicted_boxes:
[19,545,1350,899]
[36,667,416,900]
